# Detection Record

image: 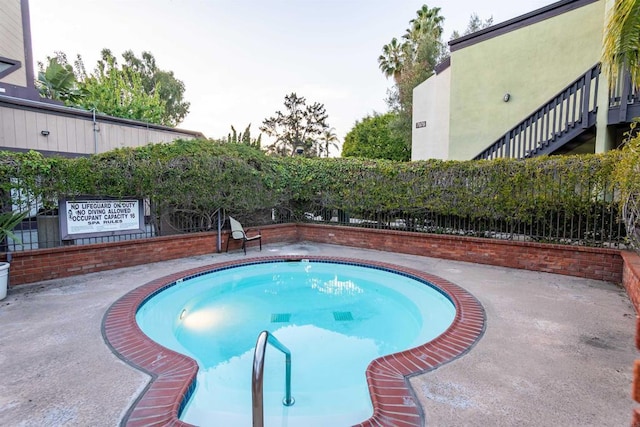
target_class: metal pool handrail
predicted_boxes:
[252,330,295,427]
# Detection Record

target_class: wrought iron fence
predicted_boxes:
[287,194,627,249]
[1,189,628,253]
[295,209,625,247]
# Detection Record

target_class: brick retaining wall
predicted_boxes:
[623,251,640,313]
[0,222,630,287]
[297,224,623,283]
[1,224,298,286]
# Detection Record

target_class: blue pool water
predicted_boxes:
[136,260,456,426]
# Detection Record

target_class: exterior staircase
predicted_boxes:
[474,64,600,160]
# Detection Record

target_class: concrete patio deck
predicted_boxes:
[0,242,635,426]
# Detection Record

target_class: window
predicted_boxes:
[0,57,21,79]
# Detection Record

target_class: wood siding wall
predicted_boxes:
[0,0,27,87]
[0,104,200,154]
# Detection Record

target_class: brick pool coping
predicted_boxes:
[102,256,486,427]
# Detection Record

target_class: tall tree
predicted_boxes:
[378,38,407,83]
[319,127,340,157]
[121,51,190,126]
[75,49,165,124]
[405,5,444,45]
[381,5,446,151]
[603,0,640,88]
[227,124,262,148]
[260,93,329,157]
[37,49,190,126]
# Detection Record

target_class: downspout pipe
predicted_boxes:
[92,108,99,154]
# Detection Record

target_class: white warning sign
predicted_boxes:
[63,199,143,236]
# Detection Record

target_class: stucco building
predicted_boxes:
[412,0,638,161]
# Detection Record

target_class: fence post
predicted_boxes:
[217,209,222,253]
[504,134,511,158]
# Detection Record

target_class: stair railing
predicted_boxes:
[474,63,600,160]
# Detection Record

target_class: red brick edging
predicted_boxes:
[4,223,624,286]
[102,256,485,427]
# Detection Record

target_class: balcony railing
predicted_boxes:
[608,69,640,124]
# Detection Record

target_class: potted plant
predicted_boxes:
[0,210,27,300]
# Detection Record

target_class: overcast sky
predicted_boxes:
[29,0,554,150]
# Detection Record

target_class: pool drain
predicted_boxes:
[270,313,291,323]
[333,311,354,321]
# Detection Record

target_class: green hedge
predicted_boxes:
[0,139,625,231]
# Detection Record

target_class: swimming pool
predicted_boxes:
[136,260,456,426]
[103,256,485,426]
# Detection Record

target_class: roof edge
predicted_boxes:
[0,94,204,137]
[449,0,600,52]
[434,56,451,74]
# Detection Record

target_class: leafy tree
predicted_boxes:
[37,49,189,126]
[121,51,190,126]
[227,124,262,148]
[36,52,84,103]
[75,49,165,123]
[603,0,640,88]
[341,113,409,161]
[260,93,329,157]
[319,128,340,157]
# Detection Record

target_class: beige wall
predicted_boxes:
[0,0,28,87]
[448,0,606,160]
[0,104,200,155]
[412,66,450,160]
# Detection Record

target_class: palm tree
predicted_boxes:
[405,5,444,44]
[602,0,640,87]
[401,6,445,70]
[378,7,445,83]
[378,37,407,83]
[319,128,340,158]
